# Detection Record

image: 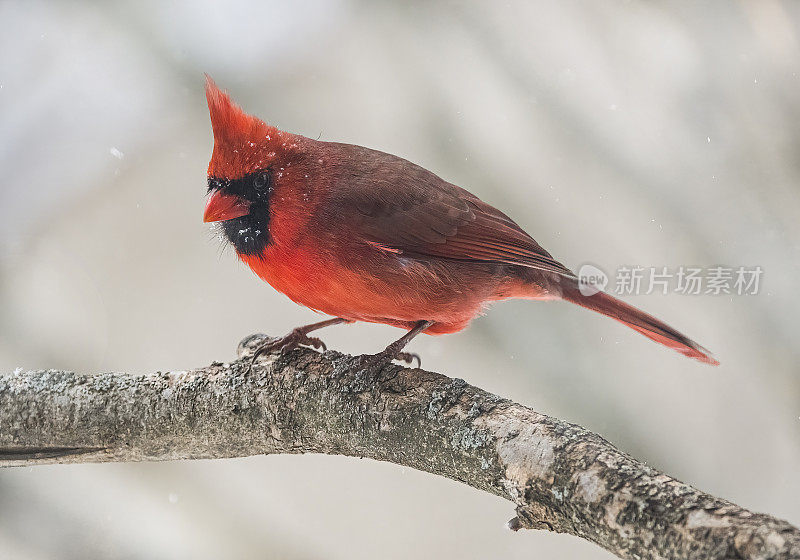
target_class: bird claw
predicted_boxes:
[279,335,326,353]
[249,329,328,371]
[395,351,421,368]
[360,349,422,374]
[307,336,327,351]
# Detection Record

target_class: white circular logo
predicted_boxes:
[577,263,608,296]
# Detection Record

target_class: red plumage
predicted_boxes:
[203,76,718,366]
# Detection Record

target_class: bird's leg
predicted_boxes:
[364,320,434,370]
[249,317,351,369]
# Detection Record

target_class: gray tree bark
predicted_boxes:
[1,334,797,560]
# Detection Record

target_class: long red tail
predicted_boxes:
[561,284,719,365]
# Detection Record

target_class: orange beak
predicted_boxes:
[203,190,251,223]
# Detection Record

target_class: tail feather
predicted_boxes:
[561,285,719,366]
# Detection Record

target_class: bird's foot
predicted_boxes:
[360,349,421,374]
[249,328,327,371]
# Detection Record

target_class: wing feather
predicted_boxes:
[320,143,575,278]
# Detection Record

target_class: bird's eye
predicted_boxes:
[253,170,271,191]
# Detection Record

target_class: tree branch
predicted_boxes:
[1,334,797,560]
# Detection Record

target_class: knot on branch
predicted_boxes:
[507,505,569,533]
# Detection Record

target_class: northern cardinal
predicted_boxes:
[202,76,718,367]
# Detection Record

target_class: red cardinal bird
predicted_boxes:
[202,77,718,367]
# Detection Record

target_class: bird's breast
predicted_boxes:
[240,244,394,318]
[238,239,512,335]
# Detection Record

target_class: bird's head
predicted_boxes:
[202,76,299,256]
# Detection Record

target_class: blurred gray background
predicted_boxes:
[1,1,799,558]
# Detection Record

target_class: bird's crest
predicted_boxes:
[205,75,286,180]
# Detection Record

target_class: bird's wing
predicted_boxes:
[323,145,575,278]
